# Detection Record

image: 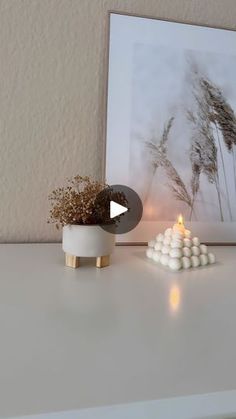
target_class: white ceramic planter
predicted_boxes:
[62,225,115,258]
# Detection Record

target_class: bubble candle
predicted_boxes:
[146,214,216,272]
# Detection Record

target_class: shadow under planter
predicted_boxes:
[62,225,115,268]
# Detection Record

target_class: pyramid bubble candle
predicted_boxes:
[146,215,216,271]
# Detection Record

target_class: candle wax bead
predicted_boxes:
[164,228,173,237]
[169,248,183,258]
[171,239,183,249]
[172,232,184,241]
[192,237,200,246]
[154,242,162,251]
[200,244,208,255]
[146,248,154,258]
[153,251,161,263]
[160,254,169,266]
[192,246,200,256]
[162,245,170,255]
[184,229,191,239]
[208,253,216,264]
[200,254,208,266]
[182,256,191,269]
[183,247,192,257]
[173,224,185,234]
[168,257,182,271]
[156,233,164,242]
[191,255,200,268]
[163,237,171,246]
[183,238,192,248]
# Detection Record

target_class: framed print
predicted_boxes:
[105,12,236,243]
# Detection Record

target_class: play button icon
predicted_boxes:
[110,201,128,219]
[94,184,143,235]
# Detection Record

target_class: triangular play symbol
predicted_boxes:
[110,201,128,219]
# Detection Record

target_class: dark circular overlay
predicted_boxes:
[94,184,143,235]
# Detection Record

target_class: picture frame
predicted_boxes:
[105,12,236,244]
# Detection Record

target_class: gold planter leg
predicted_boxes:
[65,253,80,268]
[96,255,110,268]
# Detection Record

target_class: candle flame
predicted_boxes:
[177,214,184,225]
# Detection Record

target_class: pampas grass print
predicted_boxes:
[145,70,236,222]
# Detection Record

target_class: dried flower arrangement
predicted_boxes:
[48,175,127,228]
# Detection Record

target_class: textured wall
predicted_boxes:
[1,0,236,242]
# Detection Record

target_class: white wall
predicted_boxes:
[1,0,236,242]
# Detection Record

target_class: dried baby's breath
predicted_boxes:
[48,175,127,227]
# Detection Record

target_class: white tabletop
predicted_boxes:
[0,244,236,418]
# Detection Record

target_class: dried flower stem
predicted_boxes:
[146,117,193,214]
[233,148,236,196]
[214,122,232,220]
[214,173,224,221]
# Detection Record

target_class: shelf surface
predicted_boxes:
[0,244,236,418]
